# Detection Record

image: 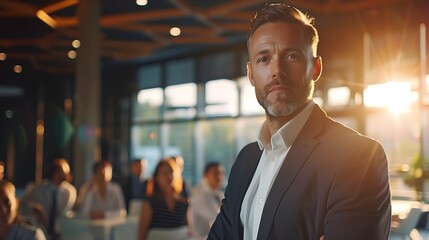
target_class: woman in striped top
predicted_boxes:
[138,158,191,240]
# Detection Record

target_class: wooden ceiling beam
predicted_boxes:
[169,36,225,44]
[103,40,160,51]
[108,23,214,36]
[205,0,268,17]
[222,23,251,32]
[42,0,79,14]
[168,0,224,35]
[54,9,186,28]
[101,9,185,26]
[0,1,36,17]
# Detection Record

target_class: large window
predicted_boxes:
[164,83,197,120]
[205,79,238,117]
[133,88,163,122]
[238,76,264,115]
[161,122,195,183]
[130,47,426,196]
[130,123,161,176]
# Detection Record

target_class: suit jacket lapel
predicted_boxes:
[257,106,326,240]
[235,142,262,239]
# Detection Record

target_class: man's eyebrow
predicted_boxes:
[253,49,270,58]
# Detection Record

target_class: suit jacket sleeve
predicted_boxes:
[324,139,391,239]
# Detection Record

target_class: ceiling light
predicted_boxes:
[72,40,80,48]
[68,50,77,59]
[170,27,181,37]
[14,65,22,73]
[136,0,148,6]
[36,10,57,29]
[0,53,6,61]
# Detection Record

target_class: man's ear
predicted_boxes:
[247,62,255,86]
[313,56,322,81]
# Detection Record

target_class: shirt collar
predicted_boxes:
[257,101,315,151]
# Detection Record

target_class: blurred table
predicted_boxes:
[111,217,139,240]
[60,213,133,240]
[90,217,128,240]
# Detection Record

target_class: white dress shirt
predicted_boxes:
[240,102,314,240]
[19,180,77,234]
[191,180,224,239]
[80,181,126,218]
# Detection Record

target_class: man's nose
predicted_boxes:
[271,57,285,79]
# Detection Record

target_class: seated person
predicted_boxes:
[120,158,148,212]
[138,159,191,240]
[79,160,126,219]
[191,162,225,239]
[19,158,76,239]
[0,180,46,240]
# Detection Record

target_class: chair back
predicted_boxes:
[392,207,423,234]
[147,226,188,240]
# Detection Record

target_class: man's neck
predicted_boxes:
[265,102,310,136]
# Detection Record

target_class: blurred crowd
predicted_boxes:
[0,156,225,240]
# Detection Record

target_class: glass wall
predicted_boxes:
[130,49,425,199]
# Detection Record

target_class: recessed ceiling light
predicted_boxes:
[14,65,22,73]
[0,53,6,61]
[72,40,80,48]
[68,50,77,59]
[136,0,148,6]
[170,27,181,37]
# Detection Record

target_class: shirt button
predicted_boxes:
[259,198,264,203]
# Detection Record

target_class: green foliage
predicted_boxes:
[404,155,428,197]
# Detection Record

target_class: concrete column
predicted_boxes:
[74,0,101,187]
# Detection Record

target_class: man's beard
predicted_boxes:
[257,80,314,117]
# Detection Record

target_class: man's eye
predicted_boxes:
[256,57,268,63]
[286,53,300,60]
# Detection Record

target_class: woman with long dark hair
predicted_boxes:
[138,158,191,240]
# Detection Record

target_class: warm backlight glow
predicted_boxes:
[36,10,57,28]
[0,53,6,61]
[364,81,413,113]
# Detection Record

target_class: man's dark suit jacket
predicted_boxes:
[208,105,391,240]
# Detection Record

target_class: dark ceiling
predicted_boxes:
[1,0,428,84]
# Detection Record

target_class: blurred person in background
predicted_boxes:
[169,155,191,199]
[79,160,126,219]
[0,180,46,240]
[191,162,225,240]
[19,158,76,239]
[138,158,191,240]
[119,158,148,212]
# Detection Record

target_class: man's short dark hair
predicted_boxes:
[204,162,222,175]
[247,3,319,56]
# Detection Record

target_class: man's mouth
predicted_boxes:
[268,85,290,94]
